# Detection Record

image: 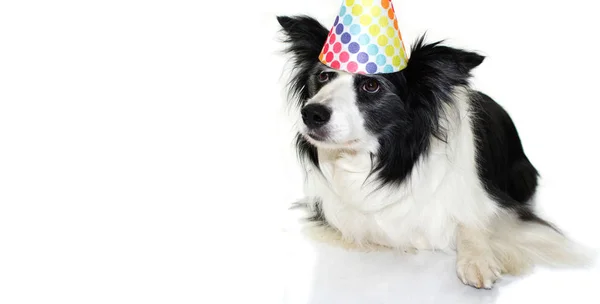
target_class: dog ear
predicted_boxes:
[448,48,485,74]
[277,15,329,64]
[277,16,329,106]
[404,36,485,88]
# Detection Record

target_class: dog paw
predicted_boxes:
[456,254,502,289]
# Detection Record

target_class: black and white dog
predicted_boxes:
[277,15,592,289]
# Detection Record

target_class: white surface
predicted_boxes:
[0,0,599,303]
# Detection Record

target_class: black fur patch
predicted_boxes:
[277,15,329,108]
[469,91,554,227]
[366,37,485,185]
[295,133,318,167]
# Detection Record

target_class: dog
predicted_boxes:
[277,15,593,289]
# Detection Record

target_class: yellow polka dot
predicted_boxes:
[393,37,401,48]
[379,16,388,27]
[392,55,401,67]
[369,24,380,36]
[385,45,395,56]
[359,15,372,26]
[399,48,407,62]
[386,27,395,38]
[399,60,407,69]
[363,0,374,7]
[346,0,354,6]
[377,35,388,46]
[370,6,382,17]
[352,4,363,15]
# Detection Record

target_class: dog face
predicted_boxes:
[278,15,484,183]
[299,65,408,152]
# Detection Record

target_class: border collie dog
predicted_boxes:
[277,15,592,289]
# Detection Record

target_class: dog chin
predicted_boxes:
[302,132,361,150]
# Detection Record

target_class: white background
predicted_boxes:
[0,0,598,303]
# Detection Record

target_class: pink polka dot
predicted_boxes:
[333,42,342,53]
[323,43,329,54]
[329,33,336,44]
[339,51,349,63]
[331,60,341,69]
[347,61,358,73]
[325,52,334,63]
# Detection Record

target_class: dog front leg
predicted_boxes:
[455,224,502,289]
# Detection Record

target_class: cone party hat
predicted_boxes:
[319,0,408,74]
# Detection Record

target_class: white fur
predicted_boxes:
[456,224,502,289]
[299,71,379,151]
[487,213,595,275]
[296,85,595,287]
[302,88,498,251]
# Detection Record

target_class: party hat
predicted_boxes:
[318,0,408,74]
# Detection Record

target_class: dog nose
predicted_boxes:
[301,104,331,129]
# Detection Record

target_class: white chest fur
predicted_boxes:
[301,97,498,251]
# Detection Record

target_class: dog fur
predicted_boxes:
[277,15,593,289]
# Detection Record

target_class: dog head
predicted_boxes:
[278,15,484,181]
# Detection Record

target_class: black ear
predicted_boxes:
[277,15,329,65]
[277,15,329,106]
[404,36,485,89]
[450,48,485,74]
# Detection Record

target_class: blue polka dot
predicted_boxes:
[366,62,378,74]
[357,52,369,64]
[339,6,346,16]
[336,24,344,35]
[367,44,379,56]
[383,65,394,73]
[343,15,353,26]
[334,16,339,26]
[358,34,370,45]
[341,33,351,44]
[349,24,361,35]
[348,42,360,54]
[376,54,387,66]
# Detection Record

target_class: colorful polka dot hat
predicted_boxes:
[319,0,408,74]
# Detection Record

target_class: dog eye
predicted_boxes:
[362,79,380,93]
[317,72,330,83]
